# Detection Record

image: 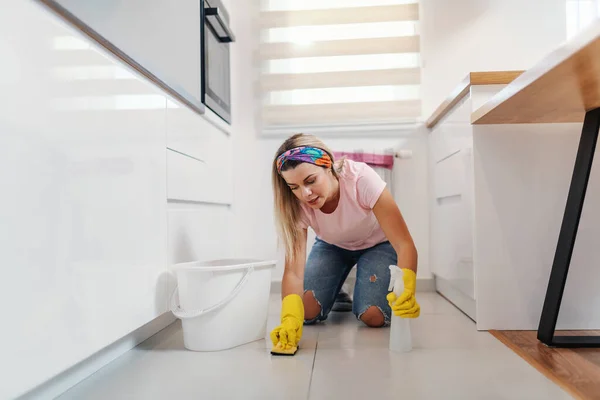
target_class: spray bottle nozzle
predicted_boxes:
[388,265,405,296]
[388,265,397,292]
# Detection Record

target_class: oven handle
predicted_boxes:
[205,7,235,43]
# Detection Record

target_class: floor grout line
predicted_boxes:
[306,332,319,400]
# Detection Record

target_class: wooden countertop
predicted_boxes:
[425,71,523,128]
[472,23,600,124]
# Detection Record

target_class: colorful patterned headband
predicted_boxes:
[276,146,333,173]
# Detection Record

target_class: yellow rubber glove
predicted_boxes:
[270,294,304,349]
[386,268,420,318]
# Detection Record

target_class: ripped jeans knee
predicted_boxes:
[303,290,325,324]
[302,238,397,326]
[357,305,389,328]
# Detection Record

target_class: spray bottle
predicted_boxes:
[388,265,412,352]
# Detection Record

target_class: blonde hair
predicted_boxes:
[272,133,343,263]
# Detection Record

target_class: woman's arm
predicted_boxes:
[372,188,418,273]
[271,228,307,350]
[281,228,308,299]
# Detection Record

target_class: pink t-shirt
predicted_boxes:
[298,159,388,250]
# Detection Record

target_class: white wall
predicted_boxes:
[420,0,567,117]
[229,1,431,282]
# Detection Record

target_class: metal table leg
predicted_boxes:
[537,108,600,348]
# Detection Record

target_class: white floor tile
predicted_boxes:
[410,313,503,349]
[58,323,316,400]
[311,311,391,349]
[302,303,499,351]
[418,292,465,316]
[56,293,570,400]
[308,348,571,400]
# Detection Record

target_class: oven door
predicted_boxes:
[202,0,234,124]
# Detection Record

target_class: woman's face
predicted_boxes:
[281,163,336,209]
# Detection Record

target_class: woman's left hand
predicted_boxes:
[386,268,420,318]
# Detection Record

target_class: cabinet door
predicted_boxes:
[166,104,232,204]
[429,119,475,303]
[0,4,168,398]
[431,149,474,299]
[167,204,232,265]
[166,203,232,295]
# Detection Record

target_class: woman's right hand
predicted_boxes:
[386,268,420,318]
[270,294,304,349]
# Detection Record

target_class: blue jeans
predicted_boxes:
[304,238,397,326]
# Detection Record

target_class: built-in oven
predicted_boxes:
[201,0,235,124]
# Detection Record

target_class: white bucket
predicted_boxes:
[170,258,276,351]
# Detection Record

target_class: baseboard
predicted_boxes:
[416,277,435,292]
[270,277,436,294]
[19,312,177,400]
[435,276,476,322]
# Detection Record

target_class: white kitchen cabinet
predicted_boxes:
[164,103,234,282]
[166,102,233,205]
[164,92,234,316]
[167,204,232,265]
[0,1,237,397]
[428,86,505,320]
[0,2,168,398]
[472,122,600,330]
[166,201,233,302]
[54,0,203,107]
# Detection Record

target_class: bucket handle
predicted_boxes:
[169,266,254,319]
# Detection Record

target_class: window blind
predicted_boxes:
[258,0,421,131]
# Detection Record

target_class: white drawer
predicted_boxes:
[167,204,232,265]
[430,199,473,281]
[166,203,232,297]
[167,148,232,204]
[430,123,473,163]
[430,125,460,164]
[166,105,228,162]
[434,150,467,199]
[430,150,474,286]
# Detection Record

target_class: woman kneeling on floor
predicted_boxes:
[270,133,420,352]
